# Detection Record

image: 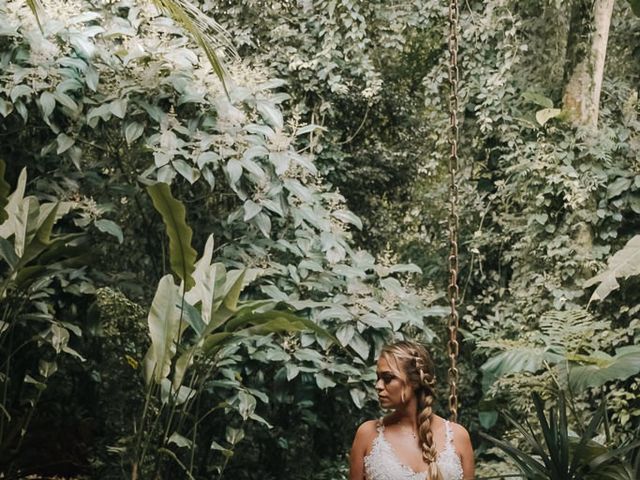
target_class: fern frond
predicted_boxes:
[539,309,609,354]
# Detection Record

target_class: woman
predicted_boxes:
[349,341,474,480]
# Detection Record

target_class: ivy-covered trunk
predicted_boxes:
[563,0,615,129]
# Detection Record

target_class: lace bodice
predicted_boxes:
[363,419,463,480]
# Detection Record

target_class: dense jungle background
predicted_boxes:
[0,0,639,478]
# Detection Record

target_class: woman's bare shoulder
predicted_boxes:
[354,419,379,438]
[448,421,471,440]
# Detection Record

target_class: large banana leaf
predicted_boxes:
[147,182,197,291]
[584,234,640,304]
[565,345,640,391]
[0,168,27,239]
[143,275,181,384]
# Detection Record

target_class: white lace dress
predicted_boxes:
[363,420,464,480]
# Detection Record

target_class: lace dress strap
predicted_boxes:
[444,420,454,444]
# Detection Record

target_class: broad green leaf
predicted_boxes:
[94,219,123,243]
[568,346,640,391]
[202,331,235,356]
[522,91,554,108]
[331,209,363,230]
[143,275,181,384]
[350,388,366,409]
[109,98,127,118]
[146,182,197,291]
[210,441,234,457]
[223,269,246,311]
[184,235,217,324]
[481,346,564,390]
[56,133,75,154]
[256,100,283,129]
[285,363,299,380]
[13,197,39,258]
[536,108,562,126]
[349,332,370,360]
[607,177,632,199]
[85,65,99,91]
[253,212,271,237]
[39,92,55,118]
[160,378,195,405]
[124,121,144,144]
[226,159,243,184]
[0,98,12,117]
[19,202,60,266]
[315,372,336,389]
[584,235,640,303]
[237,391,256,420]
[10,85,32,102]
[172,350,193,390]
[226,426,245,445]
[628,0,640,16]
[0,167,27,239]
[243,200,262,221]
[173,159,200,184]
[53,91,78,111]
[168,432,193,449]
[0,237,18,268]
[336,323,355,347]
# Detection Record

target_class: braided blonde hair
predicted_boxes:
[381,341,443,480]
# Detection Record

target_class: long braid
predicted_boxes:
[381,341,443,480]
[417,387,442,480]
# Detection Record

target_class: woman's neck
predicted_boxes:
[391,398,419,428]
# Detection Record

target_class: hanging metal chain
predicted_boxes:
[446,0,461,424]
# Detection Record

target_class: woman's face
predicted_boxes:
[375,354,412,409]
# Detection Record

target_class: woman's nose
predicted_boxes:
[375,379,384,391]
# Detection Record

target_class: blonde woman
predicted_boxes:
[349,341,475,480]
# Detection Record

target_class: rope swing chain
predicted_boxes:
[446,0,461,423]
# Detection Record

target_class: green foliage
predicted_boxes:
[481,392,640,480]
[146,182,198,291]
[584,235,640,304]
[0,167,92,476]
[1,0,638,477]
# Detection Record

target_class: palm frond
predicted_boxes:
[151,0,238,94]
[25,0,44,31]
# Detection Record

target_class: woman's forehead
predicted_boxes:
[377,354,403,375]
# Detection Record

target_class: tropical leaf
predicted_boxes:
[483,392,637,480]
[628,0,640,17]
[584,235,640,304]
[480,346,564,390]
[0,168,27,240]
[143,275,181,384]
[566,345,640,391]
[146,182,197,291]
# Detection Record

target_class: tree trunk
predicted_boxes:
[563,0,615,129]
